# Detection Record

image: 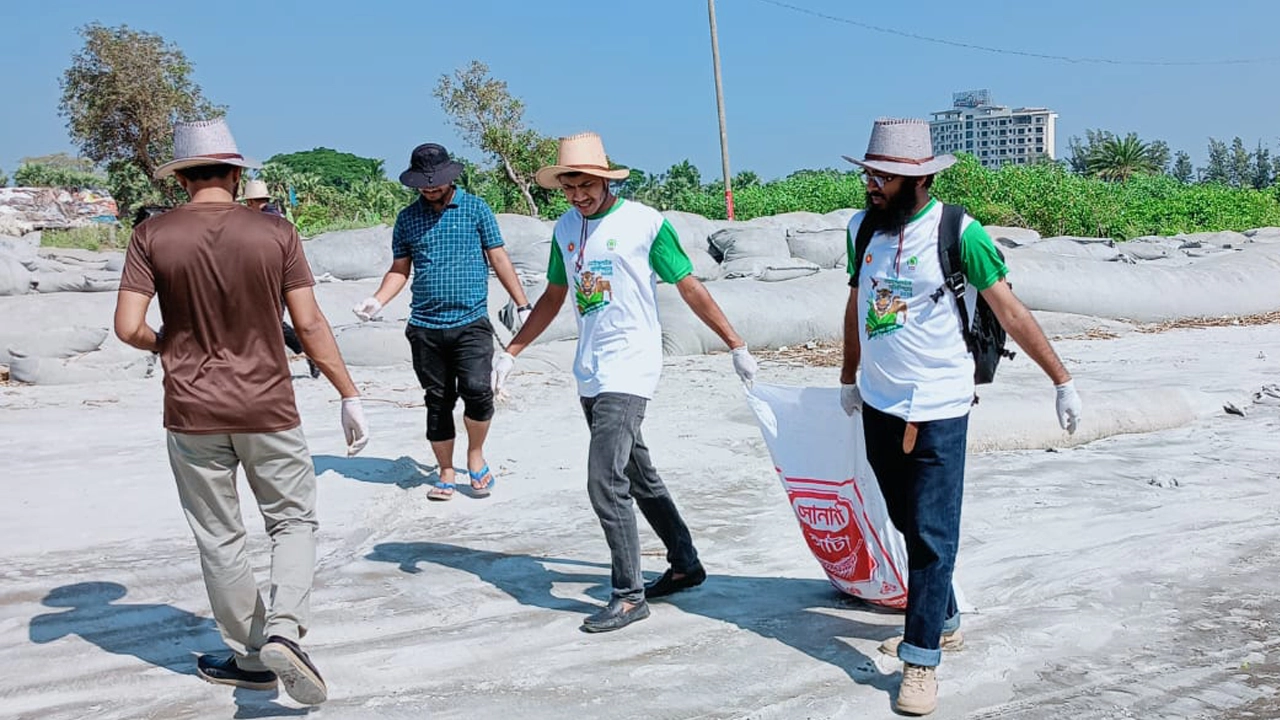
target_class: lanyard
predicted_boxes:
[574,216,590,275]
[893,229,905,277]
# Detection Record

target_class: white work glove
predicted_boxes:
[840,384,863,416]
[352,296,383,322]
[1055,380,1082,435]
[340,397,370,456]
[731,345,758,386]
[516,304,533,329]
[491,351,516,394]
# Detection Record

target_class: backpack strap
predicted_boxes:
[849,214,877,287]
[936,203,975,353]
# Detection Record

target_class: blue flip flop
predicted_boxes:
[468,465,496,497]
[427,482,456,501]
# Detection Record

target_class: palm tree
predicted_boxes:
[1087,133,1159,182]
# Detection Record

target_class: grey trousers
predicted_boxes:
[581,392,699,604]
[167,426,318,671]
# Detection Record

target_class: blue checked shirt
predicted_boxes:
[392,188,504,329]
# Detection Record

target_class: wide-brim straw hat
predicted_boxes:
[238,179,271,201]
[842,118,956,177]
[154,118,262,180]
[535,132,630,189]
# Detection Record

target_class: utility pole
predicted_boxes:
[707,0,735,220]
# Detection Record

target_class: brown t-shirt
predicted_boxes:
[120,202,315,434]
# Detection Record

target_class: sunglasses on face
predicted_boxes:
[861,171,897,189]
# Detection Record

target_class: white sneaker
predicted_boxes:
[879,628,964,657]
[896,663,938,715]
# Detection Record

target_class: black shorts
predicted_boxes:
[405,317,496,440]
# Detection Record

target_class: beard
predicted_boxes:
[863,186,920,236]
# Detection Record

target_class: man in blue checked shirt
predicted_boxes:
[353,143,531,501]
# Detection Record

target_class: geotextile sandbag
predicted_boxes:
[787,228,848,269]
[0,326,108,365]
[302,225,393,281]
[1005,242,1280,322]
[0,253,34,296]
[659,270,848,355]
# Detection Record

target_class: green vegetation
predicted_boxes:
[932,154,1280,239]
[13,153,107,189]
[24,38,1280,242]
[41,225,126,251]
[257,162,415,236]
[266,148,385,189]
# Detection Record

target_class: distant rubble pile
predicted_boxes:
[0,187,119,236]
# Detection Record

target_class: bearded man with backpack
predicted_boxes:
[839,118,1083,716]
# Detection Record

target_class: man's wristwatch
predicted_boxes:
[517,304,532,312]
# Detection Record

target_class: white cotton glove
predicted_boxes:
[340,397,370,456]
[352,296,383,322]
[840,384,863,416]
[731,345,758,386]
[491,351,516,394]
[516,305,533,329]
[1055,380,1082,435]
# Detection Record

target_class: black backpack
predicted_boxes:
[851,203,1014,386]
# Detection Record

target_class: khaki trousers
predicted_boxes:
[167,426,317,671]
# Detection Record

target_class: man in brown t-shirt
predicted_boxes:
[113,118,367,706]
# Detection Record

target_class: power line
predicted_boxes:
[754,0,1280,67]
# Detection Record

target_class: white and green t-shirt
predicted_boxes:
[548,199,694,399]
[846,199,1008,421]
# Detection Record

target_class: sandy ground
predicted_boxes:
[3,284,1280,719]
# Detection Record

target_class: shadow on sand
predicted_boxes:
[29,581,307,718]
[313,454,436,489]
[365,542,901,696]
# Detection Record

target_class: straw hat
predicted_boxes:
[843,118,955,177]
[535,132,630,189]
[154,118,261,180]
[238,179,271,201]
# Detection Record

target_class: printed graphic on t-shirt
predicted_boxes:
[865,277,912,339]
[575,259,614,316]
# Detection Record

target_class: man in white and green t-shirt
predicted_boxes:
[495,132,757,634]
[839,119,1083,716]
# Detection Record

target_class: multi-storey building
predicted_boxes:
[929,90,1057,168]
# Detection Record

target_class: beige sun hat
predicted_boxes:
[154,118,262,180]
[238,179,270,201]
[534,132,630,189]
[843,118,956,177]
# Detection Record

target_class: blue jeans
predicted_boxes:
[581,393,700,604]
[862,404,966,667]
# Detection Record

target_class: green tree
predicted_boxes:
[1229,137,1252,188]
[434,60,555,216]
[1086,133,1158,182]
[1171,151,1194,183]
[1066,129,1114,174]
[13,160,107,189]
[1146,140,1171,175]
[733,170,761,188]
[1203,138,1230,184]
[664,160,703,194]
[266,147,384,189]
[20,152,96,173]
[106,160,171,217]
[0,167,6,187]
[1251,141,1273,189]
[59,23,222,203]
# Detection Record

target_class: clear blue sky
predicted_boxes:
[2,0,1278,182]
